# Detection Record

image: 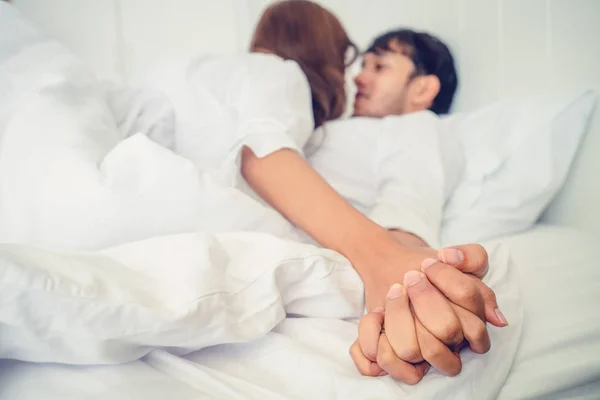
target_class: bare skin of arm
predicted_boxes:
[389,230,429,248]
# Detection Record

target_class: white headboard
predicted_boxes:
[11,0,600,236]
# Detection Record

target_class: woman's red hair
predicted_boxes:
[251,0,355,128]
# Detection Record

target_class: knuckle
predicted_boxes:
[472,320,488,341]
[473,244,489,264]
[359,313,378,330]
[471,321,491,353]
[457,283,480,304]
[420,343,441,361]
[397,349,423,364]
[400,348,423,363]
[349,342,362,360]
[482,286,498,305]
[396,347,423,364]
[442,321,464,345]
[350,345,372,376]
[376,347,396,369]
[354,362,369,375]
[357,365,372,376]
[448,361,463,376]
[364,348,377,362]
[356,340,377,362]
[403,371,424,385]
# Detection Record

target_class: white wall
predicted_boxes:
[118,0,239,82]
[12,0,240,83]
[11,0,122,81]
[11,0,600,235]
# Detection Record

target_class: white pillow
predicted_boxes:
[0,232,363,365]
[441,91,598,245]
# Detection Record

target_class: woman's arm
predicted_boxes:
[242,147,394,260]
[242,147,406,305]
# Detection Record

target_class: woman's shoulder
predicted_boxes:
[142,52,303,81]
[240,53,308,88]
[142,52,310,103]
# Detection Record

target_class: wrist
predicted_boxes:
[389,229,429,247]
[345,228,416,285]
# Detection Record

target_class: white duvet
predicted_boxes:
[0,238,522,400]
[0,3,523,399]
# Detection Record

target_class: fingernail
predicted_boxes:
[378,371,388,376]
[440,248,464,265]
[372,306,385,313]
[404,271,423,286]
[495,308,509,326]
[421,258,438,271]
[424,364,431,374]
[387,283,403,300]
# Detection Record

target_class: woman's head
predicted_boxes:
[251,0,356,128]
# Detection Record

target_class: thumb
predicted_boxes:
[438,244,489,278]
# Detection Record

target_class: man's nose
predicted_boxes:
[354,72,367,89]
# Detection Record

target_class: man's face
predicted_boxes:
[353,42,416,118]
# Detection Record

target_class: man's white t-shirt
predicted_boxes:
[308,111,463,248]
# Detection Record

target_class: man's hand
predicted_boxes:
[436,244,508,327]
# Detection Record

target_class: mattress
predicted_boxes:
[2,224,598,400]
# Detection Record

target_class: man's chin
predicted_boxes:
[352,102,379,118]
[352,109,374,118]
[352,106,367,117]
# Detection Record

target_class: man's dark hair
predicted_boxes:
[366,29,458,115]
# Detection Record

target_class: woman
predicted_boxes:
[148,0,506,383]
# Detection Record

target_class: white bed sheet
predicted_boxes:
[0,359,203,400]
[170,235,520,400]
[1,224,598,400]
[496,225,600,399]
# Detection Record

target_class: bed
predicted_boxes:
[1,0,600,399]
[1,225,598,399]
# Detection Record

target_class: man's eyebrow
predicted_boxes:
[365,47,402,56]
[374,50,397,59]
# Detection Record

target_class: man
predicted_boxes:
[354,29,458,118]
[309,29,506,384]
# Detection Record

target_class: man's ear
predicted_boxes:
[409,75,440,111]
